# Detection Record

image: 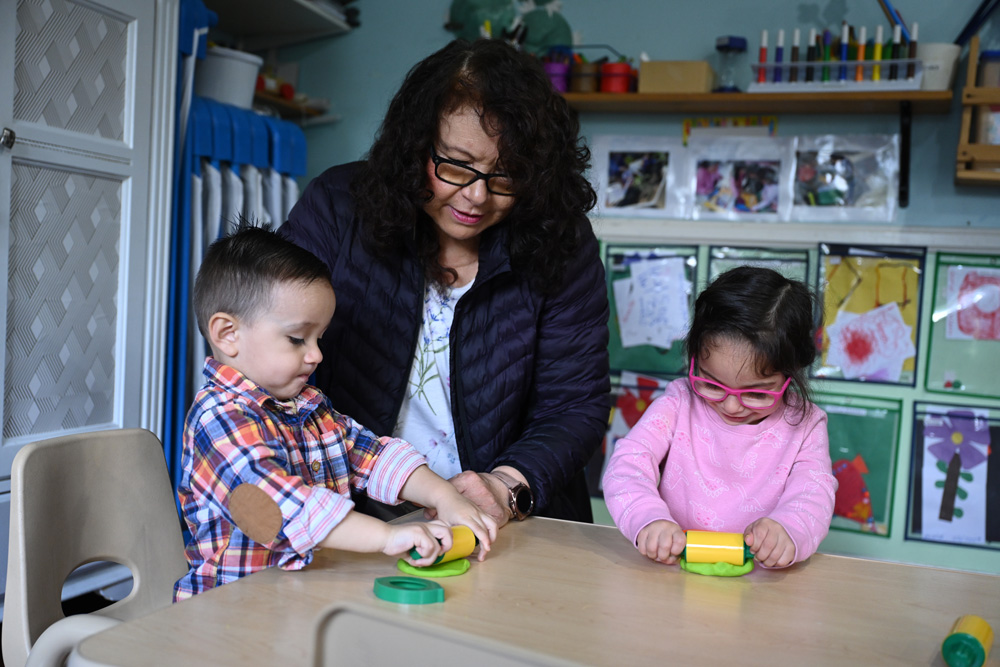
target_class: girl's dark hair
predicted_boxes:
[352,38,597,291]
[193,219,332,338]
[685,266,819,419]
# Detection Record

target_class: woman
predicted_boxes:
[281,39,609,526]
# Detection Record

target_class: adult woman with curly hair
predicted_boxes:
[281,39,610,526]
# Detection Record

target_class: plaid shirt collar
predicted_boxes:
[203,357,324,415]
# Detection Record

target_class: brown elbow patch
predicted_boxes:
[229,483,283,544]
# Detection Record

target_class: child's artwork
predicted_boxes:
[591,135,687,218]
[816,393,901,537]
[926,253,1000,399]
[605,244,696,375]
[815,244,925,385]
[908,403,999,550]
[687,136,794,222]
[792,135,899,223]
[587,372,672,497]
[708,246,812,284]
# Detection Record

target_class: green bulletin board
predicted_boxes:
[925,253,1000,399]
[816,392,901,537]
[708,246,812,284]
[604,243,697,376]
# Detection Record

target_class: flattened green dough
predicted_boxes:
[679,557,754,577]
[397,558,471,578]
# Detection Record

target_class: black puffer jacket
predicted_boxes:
[281,163,610,520]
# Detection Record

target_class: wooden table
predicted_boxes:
[76,517,1000,666]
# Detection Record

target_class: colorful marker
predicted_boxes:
[907,22,918,79]
[838,22,849,81]
[855,26,866,81]
[873,24,883,81]
[790,28,801,82]
[774,29,784,82]
[821,29,831,82]
[889,23,901,80]
[758,29,768,83]
[805,28,816,81]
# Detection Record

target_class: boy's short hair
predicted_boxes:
[193,219,332,338]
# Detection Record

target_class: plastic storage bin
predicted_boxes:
[194,46,263,109]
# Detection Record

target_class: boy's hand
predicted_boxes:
[744,517,795,568]
[431,491,497,561]
[385,521,452,566]
[636,520,685,565]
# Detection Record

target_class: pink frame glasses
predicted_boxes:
[688,358,791,410]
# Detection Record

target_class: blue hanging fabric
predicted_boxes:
[164,0,216,491]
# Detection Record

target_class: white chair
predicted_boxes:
[2,428,188,667]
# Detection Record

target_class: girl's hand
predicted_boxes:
[430,489,498,561]
[384,521,452,566]
[744,518,795,568]
[636,520,685,565]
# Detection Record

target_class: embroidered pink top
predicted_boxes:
[602,378,837,565]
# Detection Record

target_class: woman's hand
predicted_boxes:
[744,518,795,568]
[430,490,498,561]
[636,520,686,565]
[438,470,512,528]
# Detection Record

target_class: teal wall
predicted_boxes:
[283,1,1000,573]
[286,0,1000,229]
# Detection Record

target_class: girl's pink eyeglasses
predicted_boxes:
[688,358,791,410]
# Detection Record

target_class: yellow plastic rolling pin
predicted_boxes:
[942,615,994,667]
[409,525,479,565]
[683,530,753,565]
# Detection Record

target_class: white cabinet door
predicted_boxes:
[0,0,176,477]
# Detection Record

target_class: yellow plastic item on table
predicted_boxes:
[683,530,752,566]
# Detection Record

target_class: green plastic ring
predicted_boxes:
[373,576,445,604]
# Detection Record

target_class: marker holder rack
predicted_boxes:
[749,58,923,92]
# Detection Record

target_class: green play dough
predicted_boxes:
[679,557,754,577]
[397,557,471,578]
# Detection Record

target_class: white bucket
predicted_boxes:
[194,46,263,109]
[920,43,961,91]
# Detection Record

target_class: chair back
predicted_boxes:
[2,428,188,667]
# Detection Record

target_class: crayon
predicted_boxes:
[889,24,901,80]
[855,26,866,81]
[774,29,784,82]
[805,28,816,81]
[907,22,918,79]
[838,22,849,81]
[758,29,768,83]
[790,28,800,82]
[873,24,883,81]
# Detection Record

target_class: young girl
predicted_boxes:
[603,266,837,569]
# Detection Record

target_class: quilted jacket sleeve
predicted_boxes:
[492,223,611,512]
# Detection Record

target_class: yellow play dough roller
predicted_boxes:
[683,530,753,565]
[409,525,479,565]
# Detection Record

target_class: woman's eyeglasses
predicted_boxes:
[430,146,515,196]
[688,358,791,410]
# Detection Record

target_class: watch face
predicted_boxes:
[513,486,533,516]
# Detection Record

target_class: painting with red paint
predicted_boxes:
[833,454,876,529]
[946,266,1000,342]
[816,245,925,385]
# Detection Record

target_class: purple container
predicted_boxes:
[544,61,570,92]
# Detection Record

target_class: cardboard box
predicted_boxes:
[638,61,715,94]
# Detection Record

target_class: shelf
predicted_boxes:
[955,35,1000,186]
[204,0,350,51]
[562,90,953,115]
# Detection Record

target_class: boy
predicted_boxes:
[174,222,496,601]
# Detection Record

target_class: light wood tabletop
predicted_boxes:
[76,517,1000,666]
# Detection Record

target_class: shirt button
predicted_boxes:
[311,460,321,472]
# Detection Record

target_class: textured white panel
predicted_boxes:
[5,162,120,438]
[14,0,127,140]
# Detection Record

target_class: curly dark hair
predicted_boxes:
[352,38,597,291]
[685,266,820,422]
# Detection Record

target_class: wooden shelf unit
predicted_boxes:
[562,88,953,208]
[956,35,1000,185]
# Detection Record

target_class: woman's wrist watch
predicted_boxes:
[492,470,534,521]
